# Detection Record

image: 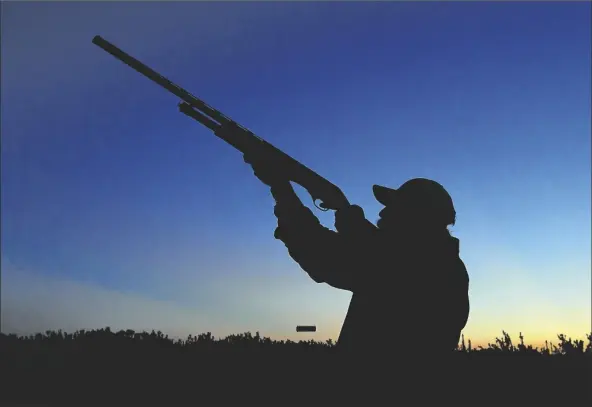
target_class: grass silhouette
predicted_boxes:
[2,328,590,404]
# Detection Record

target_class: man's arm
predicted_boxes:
[242,155,377,290]
[270,182,377,291]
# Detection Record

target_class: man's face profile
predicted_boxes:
[376,205,401,231]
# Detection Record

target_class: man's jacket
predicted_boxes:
[273,200,470,356]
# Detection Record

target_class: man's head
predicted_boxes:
[374,178,456,232]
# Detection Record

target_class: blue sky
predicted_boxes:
[2,1,590,345]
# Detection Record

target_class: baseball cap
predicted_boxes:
[372,178,456,225]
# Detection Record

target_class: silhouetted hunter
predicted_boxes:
[245,158,469,359]
[91,35,470,363]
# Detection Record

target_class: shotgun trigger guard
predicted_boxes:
[313,198,329,212]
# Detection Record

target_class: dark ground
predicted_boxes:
[2,328,590,405]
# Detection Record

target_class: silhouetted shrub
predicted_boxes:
[1,328,590,404]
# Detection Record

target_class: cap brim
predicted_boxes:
[373,184,397,206]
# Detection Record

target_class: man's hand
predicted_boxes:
[335,205,374,235]
[244,153,298,205]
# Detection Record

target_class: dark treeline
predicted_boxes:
[2,328,591,404]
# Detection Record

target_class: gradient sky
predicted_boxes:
[2,1,590,346]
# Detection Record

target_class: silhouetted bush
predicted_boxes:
[2,328,590,404]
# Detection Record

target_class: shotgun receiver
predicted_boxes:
[91,35,349,211]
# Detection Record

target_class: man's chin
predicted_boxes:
[376,218,392,231]
[376,218,384,229]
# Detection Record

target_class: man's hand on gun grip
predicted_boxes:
[335,204,367,234]
[274,201,320,242]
